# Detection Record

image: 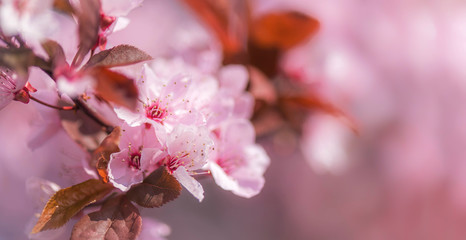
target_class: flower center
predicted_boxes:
[145,100,168,123]
[160,153,190,173]
[128,152,142,170]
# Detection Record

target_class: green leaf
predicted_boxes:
[71,196,142,240]
[84,45,152,69]
[31,179,113,234]
[127,167,182,208]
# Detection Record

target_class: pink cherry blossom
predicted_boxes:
[101,0,143,17]
[154,124,214,201]
[97,0,144,50]
[108,123,163,191]
[0,67,29,110]
[209,119,270,198]
[217,64,254,119]
[115,63,201,129]
[0,0,58,43]
[138,217,170,240]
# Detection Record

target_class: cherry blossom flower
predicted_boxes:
[101,0,144,17]
[138,218,171,240]
[217,64,254,119]
[108,123,163,191]
[209,119,270,198]
[0,67,30,110]
[154,124,214,201]
[96,0,144,50]
[56,70,95,98]
[0,0,58,43]
[115,63,201,130]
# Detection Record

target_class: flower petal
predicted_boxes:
[173,166,204,202]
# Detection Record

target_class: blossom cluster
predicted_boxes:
[0,0,275,239]
[109,59,269,200]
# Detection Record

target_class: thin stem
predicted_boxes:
[30,95,77,111]
[74,97,114,134]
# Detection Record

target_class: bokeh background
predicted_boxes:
[2,0,466,239]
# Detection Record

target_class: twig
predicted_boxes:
[30,95,77,111]
[74,97,114,134]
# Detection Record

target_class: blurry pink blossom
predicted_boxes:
[0,67,30,110]
[138,217,171,240]
[0,0,58,42]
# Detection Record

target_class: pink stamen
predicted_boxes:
[145,100,168,123]
[128,152,142,169]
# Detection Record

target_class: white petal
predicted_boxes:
[209,162,239,192]
[114,106,145,127]
[218,65,249,96]
[113,17,130,32]
[173,166,204,202]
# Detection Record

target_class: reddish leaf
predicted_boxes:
[71,196,142,240]
[60,100,109,151]
[84,45,152,69]
[92,127,122,183]
[72,0,101,67]
[41,40,68,72]
[250,11,319,50]
[127,167,181,208]
[181,0,249,61]
[283,95,359,134]
[53,0,75,15]
[31,179,113,234]
[89,67,139,110]
[0,47,35,75]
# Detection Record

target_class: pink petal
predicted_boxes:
[108,149,143,191]
[173,166,204,202]
[209,162,239,193]
[218,65,249,97]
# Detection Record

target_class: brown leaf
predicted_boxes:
[127,167,181,208]
[0,47,35,75]
[89,67,139,110]
[60,101,108,151]
[84,45,152,69]
[248,66,277,104]
[92,127,122,183]
[250,11,319,50]
[72,0,101,67]
[281,95,359,134]
[31,179,114,234]
[181,0,249,61]
[53,0,75,15]
[41,40,68,72]
[71,196,142,240]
